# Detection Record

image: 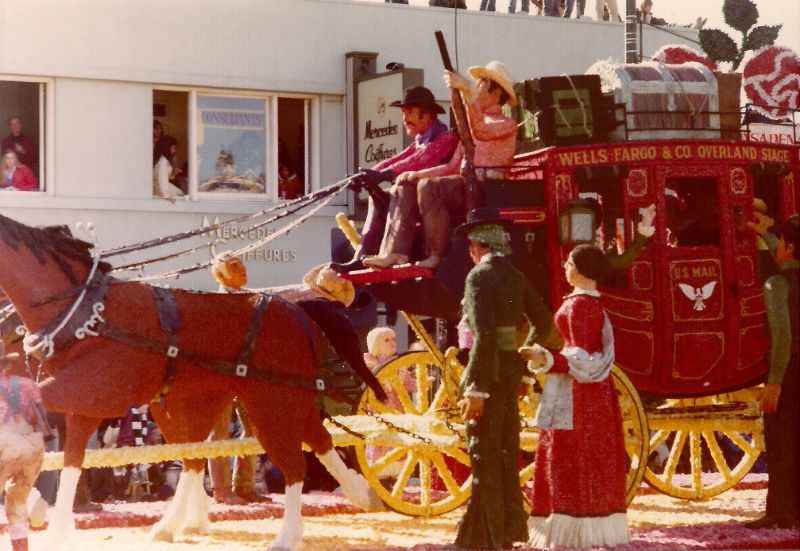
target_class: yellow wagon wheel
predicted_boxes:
[643,391,764,500]
[613,367,649,504]
[354,350,471,516]
[517,366,648,507]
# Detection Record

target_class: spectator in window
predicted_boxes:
[2,117,37,172]
[1,150,39,191]
[153,136,185,199]
[153,120,164,164]
[278,163,303,200]
[636,0,667,25]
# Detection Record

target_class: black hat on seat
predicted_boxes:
[390,86,446,114]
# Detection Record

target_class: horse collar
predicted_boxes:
[23,269,111,360]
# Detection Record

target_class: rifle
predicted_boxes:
[434,31,480,210]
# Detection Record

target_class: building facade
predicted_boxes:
[0,0,696,289]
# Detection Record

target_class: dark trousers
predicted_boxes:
[380,181,420,258]
[455,358,528,548]
[355,195,389,260]
[563,0,586,17]
[417,175,467,259]
[765,352,800,524]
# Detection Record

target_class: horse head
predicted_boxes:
[0,213,112,333]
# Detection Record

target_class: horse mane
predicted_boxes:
[0,215,112,285]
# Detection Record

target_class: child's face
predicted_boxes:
[279,166,290,178]
[382,334,397,356]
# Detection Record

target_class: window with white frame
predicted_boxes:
[152,89,311,201]
[0,79,46,192]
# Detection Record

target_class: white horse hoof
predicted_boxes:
[268,540,299,551]
[182,526,207,536]
[150,527,174,542]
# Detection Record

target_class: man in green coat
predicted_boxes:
[747,214,799,529]
[455,207,561,550]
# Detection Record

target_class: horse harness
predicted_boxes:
[23,273,327,407]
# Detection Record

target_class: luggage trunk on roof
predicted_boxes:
[611,62,720,141]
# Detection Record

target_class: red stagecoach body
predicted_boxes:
[507,139,799,397]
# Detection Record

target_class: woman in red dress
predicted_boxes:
[522,244,629,548]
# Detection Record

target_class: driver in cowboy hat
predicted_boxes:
[0,352,51,551]
[331,85,459,273]
[454,207,561,550]
[364,61,519,271]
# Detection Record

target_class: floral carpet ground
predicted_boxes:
[1,475,797,550]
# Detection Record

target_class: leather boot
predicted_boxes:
[11,538,28,551]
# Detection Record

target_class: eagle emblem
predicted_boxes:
[678,281,718,311]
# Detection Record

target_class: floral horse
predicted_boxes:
[0,214,382,550]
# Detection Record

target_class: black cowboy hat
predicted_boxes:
[390,86,446,114]
[455,206,511,237]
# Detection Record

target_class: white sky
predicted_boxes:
[366,0,800,56]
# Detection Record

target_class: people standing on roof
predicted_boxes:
[453,207,561,550]
[597,0,620,21]
[330,86,458,274]
[563,0,586,18]
[364,61,518,271]
[636,0,667,25]
[747,214,800,529]
[523,244,630,549]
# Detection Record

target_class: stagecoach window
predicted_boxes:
[665,178,720,247]
[0,80,45,190]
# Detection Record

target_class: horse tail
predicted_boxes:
[296,298,387,402]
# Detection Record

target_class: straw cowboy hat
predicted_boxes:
[468,61,517,106]
[303,264,356,307]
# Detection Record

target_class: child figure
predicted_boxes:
[0,353,51,551]
[363,327,397,371]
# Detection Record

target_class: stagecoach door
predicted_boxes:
[654,164,763,394]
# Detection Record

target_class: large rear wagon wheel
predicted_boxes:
[353,350,471,516]
[643,391,764,500]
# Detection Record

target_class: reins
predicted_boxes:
[100,179,349,261]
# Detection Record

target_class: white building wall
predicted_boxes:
[0,0,698,288]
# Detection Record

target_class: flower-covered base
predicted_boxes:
[529,511,630,549]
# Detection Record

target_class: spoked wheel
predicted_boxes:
[643,391,764,500]
[517,366,648,508]
[353,350,471,516]
[613,367,649,504]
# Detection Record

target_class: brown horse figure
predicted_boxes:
[0,214,382,550]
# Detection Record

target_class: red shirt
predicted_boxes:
[465,101,517,170]
[374,119,458,176]
[3,165,39,191]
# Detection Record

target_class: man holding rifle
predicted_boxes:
[330,86,458,273]
[364,61,518,271]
